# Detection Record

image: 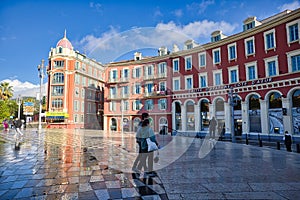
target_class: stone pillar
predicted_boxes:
[224,102,231,134]
[241,101,249,134]
[181,103,187,131]
[104,116,108,131]
[260,99,268,134]
[172,102,176,131]
[195,102,200,131]
[282,97,292,134]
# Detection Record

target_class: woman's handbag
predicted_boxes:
[146,138,158,152]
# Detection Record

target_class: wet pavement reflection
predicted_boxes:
[0,129,168,199]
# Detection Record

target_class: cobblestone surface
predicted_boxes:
[1,129,300,199]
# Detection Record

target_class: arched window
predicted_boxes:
[292,89,300,134]
[111,118,117,131]
[52,98,63,108]
[268,92,282,134]
[186,101,195,131]
[215,98,224,111]
[175,102,182,130]
[200,99,209,130]
[249,94,261,132]
[53,73,64,84]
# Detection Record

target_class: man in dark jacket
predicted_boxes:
[283,131,292,152]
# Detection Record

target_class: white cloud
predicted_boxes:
[0,79,46,99]
[187,0,215,14]
[76,20,238,63]
[89,2,102,13]
[173,9,183,17]
[278,0,300,11]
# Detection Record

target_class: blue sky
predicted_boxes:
[0,0,299,94]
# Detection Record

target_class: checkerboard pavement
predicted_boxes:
[0,129,169,199]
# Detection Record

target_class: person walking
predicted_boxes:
[13,118,24,137]
[136,119,158,176]
[209,117,217,139]
[2,119,9,131]
[132,113,149,172]
[283,131,292,152]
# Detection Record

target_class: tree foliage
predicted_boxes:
[0,82,14,100]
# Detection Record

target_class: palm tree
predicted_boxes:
[0,82,14,100]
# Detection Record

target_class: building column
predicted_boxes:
[241,101,249,134]
[104,116,108,131]
[172,102,176,131]
[282,97,292,134]
[209,103,215,118]
[260,99,269,134]
[224,102,231,134]
[195,102,200,132]
[181,104,187,131]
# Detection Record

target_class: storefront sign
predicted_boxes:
[189,78,273,93]
[46,112,69,118]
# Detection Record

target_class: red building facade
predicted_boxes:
[104,9,300,136]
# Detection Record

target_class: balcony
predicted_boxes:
[157,72,167,79]
[108,94,119,99]
[120,77,129,83]
[144,75,155,80]
[144,90,167,97]
[108,78,118,83]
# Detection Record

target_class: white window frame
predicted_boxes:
[173,77,180,91]
[244,36,256,57]
[158,81,166,91]
[198,52,206,68]
[264,28,276,51]
[158,62,167,74]
[264,56,279,77]
[145,81,154,94]
[145,99,154,110]
[287,49,300,73]
[122,68,129,80]
[81,102,84,112]
[213,70,223,86]
[228,65,239,84]
[185,56,192,70]
[110,101,116,111]
[185,75,193,90]
[145,64,154,79]
[134,83,141,94]
[173,58,180,72]
[212,48,221,64]
[286,19,300,45]
[133,66,142,78]
[123,100,129,111]
[245,61,258,81]
[110,69,118,81]
[227,43,237,61]
[133,100,141,111]
[198,72,207,88]
[159,98,167,110]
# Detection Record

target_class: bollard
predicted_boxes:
[277,141,280,150]
[259,139,263,147]
[258,134,263,147]
[297,144,300,153]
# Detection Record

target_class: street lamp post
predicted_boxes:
[37,59,45,131]
[121,100,124,134]
[17,95,22,119]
